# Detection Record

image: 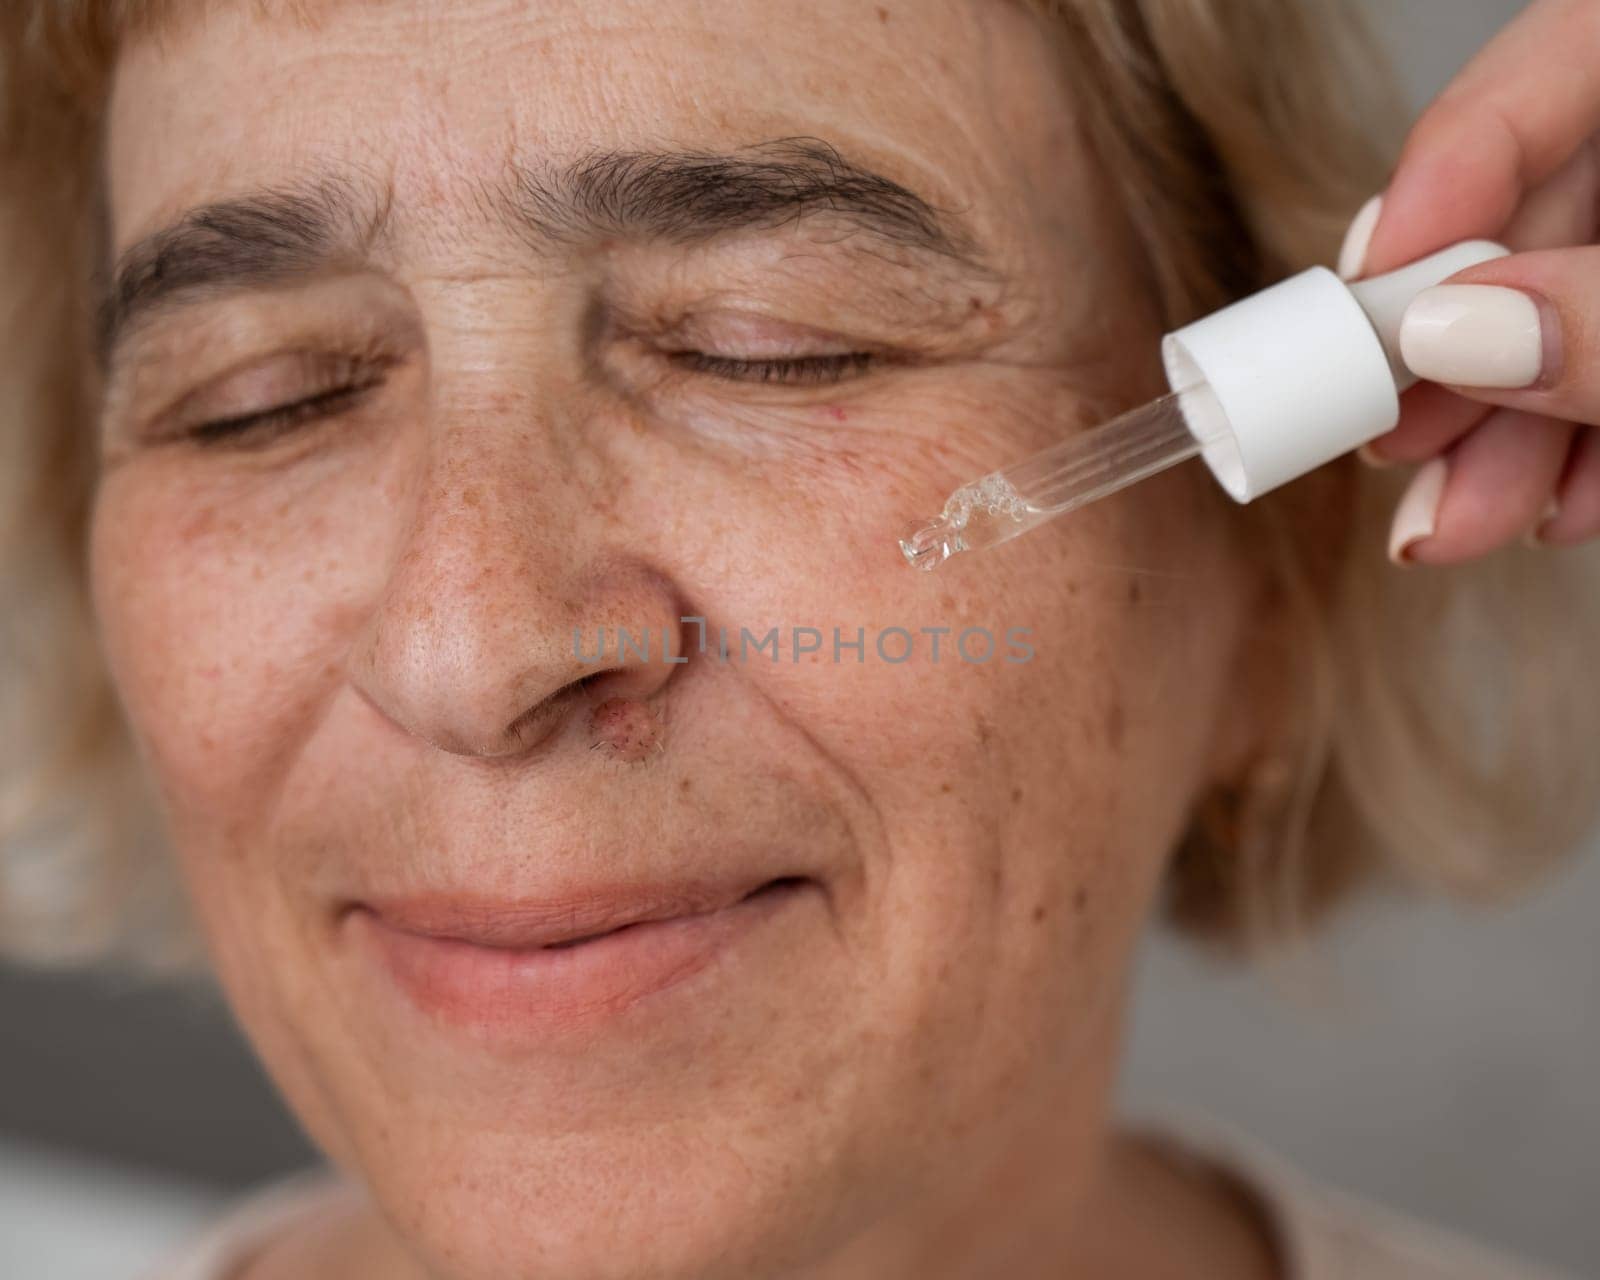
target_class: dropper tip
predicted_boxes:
[899,518,958,572]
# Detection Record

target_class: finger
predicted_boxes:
[1501,133,1600,250]
[1390,409,1573,565]
[1340,128,1600,282]
[1536,425,1600,545]
[1360,381,1492,467]
[1361,0,1600,276]
[1396,247,1600,425]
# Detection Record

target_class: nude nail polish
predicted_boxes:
[1338,194,1383,281]
[1399,285,1545,389]
[1526,496,1562,548]
[1387,457,1448,565]
[1356,441,1393,469]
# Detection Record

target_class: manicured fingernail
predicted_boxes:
[1357,440,1394,468]
[1387,457,1448,565]
[1526,496,1562,547]
[1399,285,1546,389]
[1337,194,1383,281]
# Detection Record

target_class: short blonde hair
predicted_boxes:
[3,0,1598,967]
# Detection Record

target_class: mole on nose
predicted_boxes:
[589,697,663,762]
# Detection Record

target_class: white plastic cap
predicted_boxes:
[1160,240,1508,502]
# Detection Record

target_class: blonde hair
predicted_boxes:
[2,0,1598,967]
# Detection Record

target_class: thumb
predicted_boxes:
[1397,247,1600,425]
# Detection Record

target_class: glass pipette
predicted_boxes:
[900,382,1228,571]
[899,239,1510,571]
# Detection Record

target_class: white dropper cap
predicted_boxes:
[1160,240,1508,502]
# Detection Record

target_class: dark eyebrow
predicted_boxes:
[500,137,977,258]
[94,171,392,369]
[95,136,985,368]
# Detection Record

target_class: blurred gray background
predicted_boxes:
[7,1,1592,1277]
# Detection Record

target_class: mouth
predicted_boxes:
[342,876,815,1037]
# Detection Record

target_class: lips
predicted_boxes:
[342,876,811,1037]
[357,879,788,949]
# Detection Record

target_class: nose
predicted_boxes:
[348,432,683,760]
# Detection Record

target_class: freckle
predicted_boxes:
[1127,579,1142,604]
[975,715,992,746]
[1031,903,1046,923]
[251,563,264,581]
[940,781,952,794]
[1011,786,1023,803]
[179,506,217,542]
[1105,699,1124,751]
[877,5,889,20]
[462,488,481,508]
[1066,580,1080,597]
[679,776,692,793]
[1074,887,1089,913]
[969,295,982,310]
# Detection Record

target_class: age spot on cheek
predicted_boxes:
[589,697,663,762]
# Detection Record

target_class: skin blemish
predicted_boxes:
[825,405,847,423]
[589,697,663,762]
[1127,579,1142,604]
[1104,698,1124,752]
[1074,887,1089,914]
[1031,903,1046,923]
[876,5,889,21]
[179,505,218,543]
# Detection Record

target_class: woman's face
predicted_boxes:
[91,1,1256,1274]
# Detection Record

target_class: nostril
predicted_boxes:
[501,694,574,757]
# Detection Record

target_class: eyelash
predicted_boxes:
[668,350,878,385]
[186,374,388,447]
[182,351,879,445]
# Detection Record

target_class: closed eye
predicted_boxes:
[184,364,393,448]
[668,351,879,385]
[181,349,878,448]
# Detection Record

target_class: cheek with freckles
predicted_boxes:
[87,438,409,836]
